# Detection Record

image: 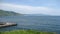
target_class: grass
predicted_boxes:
[0,30,56,34]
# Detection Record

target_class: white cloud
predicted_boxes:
[0,3,60,15]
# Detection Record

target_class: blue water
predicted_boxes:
[0,16,60,34]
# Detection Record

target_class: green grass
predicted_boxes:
[0,30,56,34]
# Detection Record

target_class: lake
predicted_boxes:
[0,16,60,34]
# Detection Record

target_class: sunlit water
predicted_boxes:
[0,16,60,34]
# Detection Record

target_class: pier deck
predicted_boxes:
[0,22,17,27]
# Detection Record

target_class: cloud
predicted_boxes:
[0,3,60,15]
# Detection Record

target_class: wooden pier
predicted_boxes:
[0,22,17,28]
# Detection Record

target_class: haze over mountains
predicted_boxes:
[0,10,49,16]
[24,14,51,16]
[0,10,60,16]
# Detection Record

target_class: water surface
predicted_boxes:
[0,16,60,34]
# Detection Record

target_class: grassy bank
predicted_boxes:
[0,30,56,34]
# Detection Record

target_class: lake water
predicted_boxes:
[0,16,60,34]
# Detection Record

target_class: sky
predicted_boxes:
[0,0,60,15]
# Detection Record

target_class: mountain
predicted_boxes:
[24,14,50,16]
[0,10,21,16]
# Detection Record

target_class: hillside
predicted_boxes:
[0,10,21,16]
